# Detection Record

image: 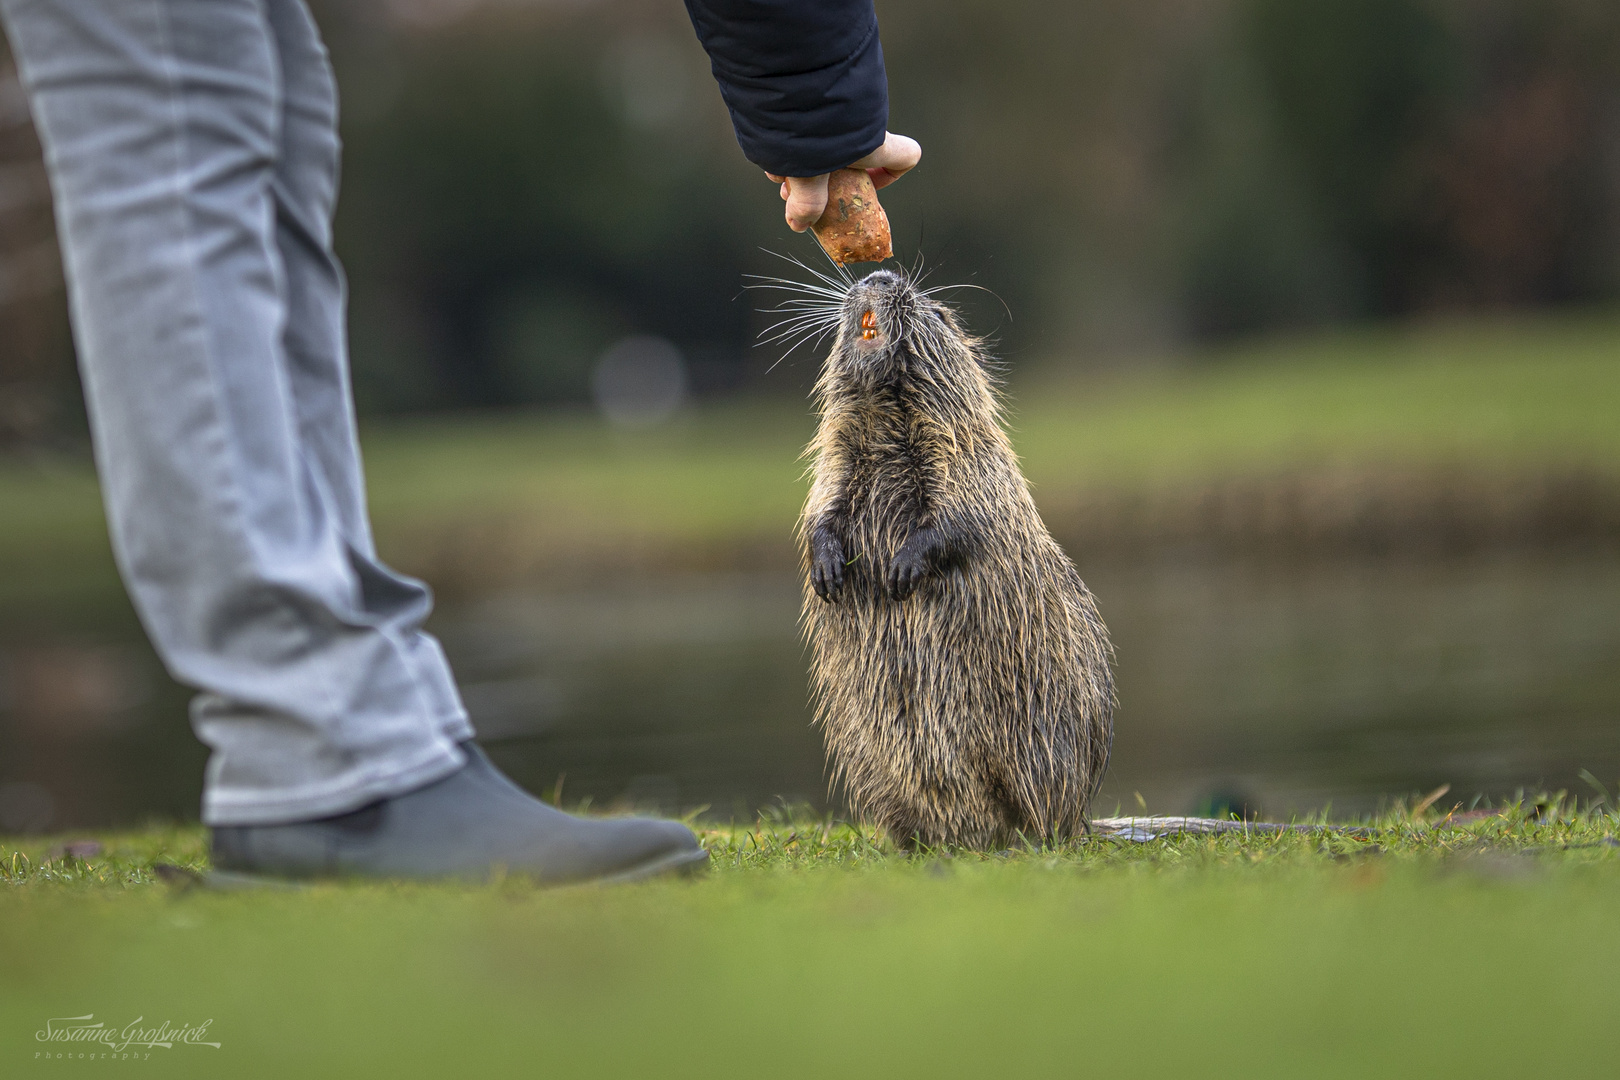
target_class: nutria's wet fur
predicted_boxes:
[797,268,1115,849]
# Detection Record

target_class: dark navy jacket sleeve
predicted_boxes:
[683,0,889,177]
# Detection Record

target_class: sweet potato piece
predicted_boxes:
[811,168,893,265]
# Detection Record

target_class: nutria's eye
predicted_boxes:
[860,310,878,341]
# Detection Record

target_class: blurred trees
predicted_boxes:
[0,35,73,449]
[318,0,777,411]
[3,0,1620,431]
[1175,0,1620,334]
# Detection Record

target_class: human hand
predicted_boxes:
[766,132,922,233]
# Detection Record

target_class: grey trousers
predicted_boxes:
[1,0,472,824]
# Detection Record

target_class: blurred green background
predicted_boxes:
[8,7,1620,1072]
[3,0,1620,832]
[9,0,1620,423]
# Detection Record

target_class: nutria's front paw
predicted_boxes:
[887,546,930,601]
[887,527,943,601]
[810,530,847,602]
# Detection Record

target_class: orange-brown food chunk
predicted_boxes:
[812,168,893,265]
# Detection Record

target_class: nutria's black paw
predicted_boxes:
[887,547,930,601]
[887,527,944,601]
[810,531,847,602]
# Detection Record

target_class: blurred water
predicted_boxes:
[3,552,1618,830]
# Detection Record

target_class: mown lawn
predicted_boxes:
[3,805,1619,1077]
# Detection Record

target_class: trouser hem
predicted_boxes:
[200,730,469,827]
[439,713,476,743]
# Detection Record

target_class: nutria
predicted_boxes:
[786,266,1114,849]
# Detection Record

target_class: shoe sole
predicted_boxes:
[201,869,308,891]
[595,844,710,885]
[194,846,710,891]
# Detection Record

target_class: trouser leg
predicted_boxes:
[263,0,470,743]
[0,0,469,825]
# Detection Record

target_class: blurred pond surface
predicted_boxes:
[3,552,1618,830]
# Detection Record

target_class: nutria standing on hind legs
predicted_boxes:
[791,267,1115,849]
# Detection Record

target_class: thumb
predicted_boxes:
[852,132,922,189]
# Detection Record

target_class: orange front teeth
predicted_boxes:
[860,310,878,340]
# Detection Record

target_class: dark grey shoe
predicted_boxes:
[211,743,707,885]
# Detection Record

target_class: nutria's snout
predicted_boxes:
[843,269,916,357]
[847,268,908,310]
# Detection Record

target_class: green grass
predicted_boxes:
[4,804,1619,1076]
[1015,313,1620,489]
[3,312,1618,609]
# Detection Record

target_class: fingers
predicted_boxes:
[781,173,830,232]
[853,132,922,190]
[763,133,919,230]
[762,172,824,231]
